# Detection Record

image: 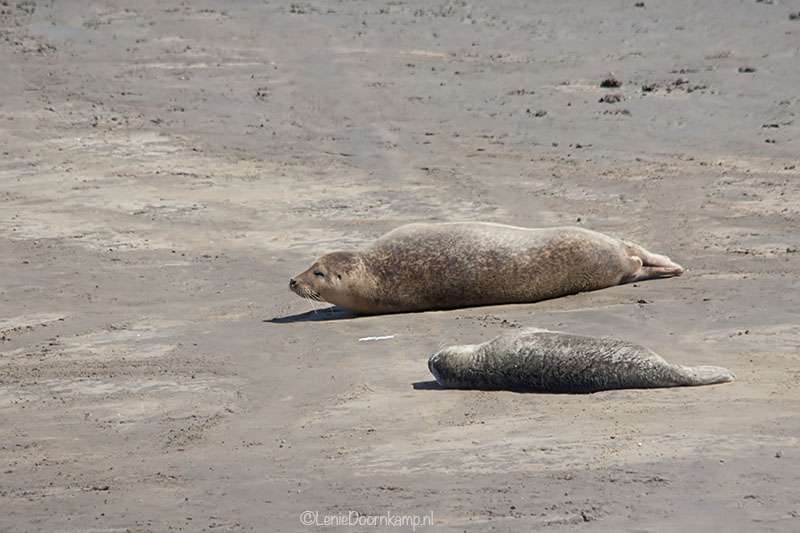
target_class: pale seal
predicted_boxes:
[428,328,735,393]
[289,222,684,315]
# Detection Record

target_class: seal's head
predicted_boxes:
[290,251,378,313]
[428,344,478,388]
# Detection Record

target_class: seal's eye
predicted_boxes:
[337,274,341,280]
[314,271,325,278]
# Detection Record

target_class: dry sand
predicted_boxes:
[1,1,799,531]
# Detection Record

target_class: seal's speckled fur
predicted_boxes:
[429,328,735,393]
[290,222,684,315]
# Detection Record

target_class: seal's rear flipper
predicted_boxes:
[628,264,686,282]
[679,365,736,386]
[623,241,684,281]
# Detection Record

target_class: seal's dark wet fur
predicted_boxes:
[429,328,735,393]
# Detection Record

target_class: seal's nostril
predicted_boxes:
[289,279,297,288]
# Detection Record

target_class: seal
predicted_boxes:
[428,328,735,393]
[289,222,684,315]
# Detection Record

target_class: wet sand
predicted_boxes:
[1,1,799,531]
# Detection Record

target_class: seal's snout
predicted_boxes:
[428,352,444,386]
[289,278,297,289]
[428,352,439,373]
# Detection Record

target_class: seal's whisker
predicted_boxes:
[303,294,318,314]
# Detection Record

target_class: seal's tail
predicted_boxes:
[678,365,736,386]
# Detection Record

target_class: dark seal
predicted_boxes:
[428,328,735,393]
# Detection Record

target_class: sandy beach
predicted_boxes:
[1,1,799,531]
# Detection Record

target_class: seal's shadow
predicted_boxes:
[412,381,443,390]
[265,306,359,323]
